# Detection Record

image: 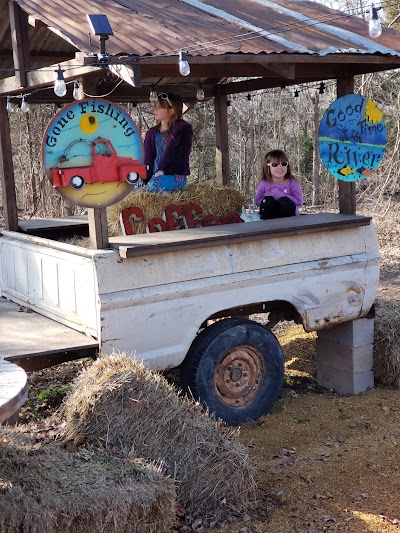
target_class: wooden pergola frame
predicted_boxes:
[0,0,398,247]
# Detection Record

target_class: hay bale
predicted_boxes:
[374,298,400,387]
[63,354,257,515]
[0,426,175,533]
[107,181,247,236]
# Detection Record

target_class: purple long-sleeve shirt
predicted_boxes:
[255,178,303,215]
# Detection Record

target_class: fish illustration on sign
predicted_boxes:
[318,94,386,182]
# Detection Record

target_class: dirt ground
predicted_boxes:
[14,207,400,533]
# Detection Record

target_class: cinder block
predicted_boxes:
[316,363,374,395]
[316,338,373,373]
[317,318,374,348]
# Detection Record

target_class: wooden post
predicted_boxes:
[88,207,109,249]
[0,99,18,231]
[214,93,230,185]
[337,77,356,214]
[9,1,31,88]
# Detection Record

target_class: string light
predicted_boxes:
[178,50,190,76]
[246,94,252,106]
[294,89,300,98]
[20,96,29,112]
[196,83,205,101]
[227,99,232,114]
[318,82,325,95]
[369,3,382,38]
[72,78,85,100]
[54,65,66,97]
[6,96,12,112]
[149,84,158,104]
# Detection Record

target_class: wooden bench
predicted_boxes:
[0,360,28,424]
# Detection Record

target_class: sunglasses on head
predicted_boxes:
[158,93,173,108]
[267,161,288,167]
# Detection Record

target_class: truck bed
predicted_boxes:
[0,298,98,371]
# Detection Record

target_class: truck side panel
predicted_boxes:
[94,224,380,370]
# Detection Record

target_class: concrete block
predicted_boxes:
[317,318,374,348]
[316,338,373,373]
[316,363,374,395]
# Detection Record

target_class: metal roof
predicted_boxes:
[2,0,400,101]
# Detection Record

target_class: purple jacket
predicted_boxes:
[255,177,304,215]
[144,119,193,180]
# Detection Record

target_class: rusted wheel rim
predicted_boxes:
[214,345,264,408]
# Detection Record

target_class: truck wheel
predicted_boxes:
[180,317,284,426]
[69,175,85,190]
[126,172,140,184]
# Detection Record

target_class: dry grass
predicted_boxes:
[374,298,400,388]
[0,426,175,533]
[62,353,257,517]
[107,181,246,236]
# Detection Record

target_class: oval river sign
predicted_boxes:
[319,94,386,182]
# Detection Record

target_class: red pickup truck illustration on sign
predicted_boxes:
[51,138,146,190]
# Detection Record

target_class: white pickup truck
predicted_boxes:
[0,212,380,425]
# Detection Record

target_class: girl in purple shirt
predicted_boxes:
[255,149,303,219]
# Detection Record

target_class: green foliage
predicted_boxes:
[38,385,70,400]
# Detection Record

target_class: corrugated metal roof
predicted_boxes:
[11,0,400,58]
[2,0,400,101]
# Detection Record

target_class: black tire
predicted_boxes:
[69,175,85,190]
[180,317,284,426]
[126,171,140,184]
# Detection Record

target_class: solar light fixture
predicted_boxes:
[86,14,113,66]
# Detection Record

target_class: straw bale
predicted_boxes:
[374,298,400,387]
[63,354,257,515]
[0,426,175,533]
[107,181,247,236]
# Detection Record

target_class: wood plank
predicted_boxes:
[18,215,89,239]
[0,360,28,424]
[0,298,98,360]
[0,98,18,231]
[109,213,371,258]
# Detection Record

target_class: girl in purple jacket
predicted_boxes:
[255,149,303,219]
[140,92,193,193]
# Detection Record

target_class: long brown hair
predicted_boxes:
[155,92,183,131]
[261,149,293,182]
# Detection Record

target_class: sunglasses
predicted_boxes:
[158,93,173,108]
[267,161,288,167]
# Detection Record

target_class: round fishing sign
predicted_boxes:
[42,99,145,208]
[318,94,386,182]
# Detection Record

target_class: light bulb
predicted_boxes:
[6,97,12,112]
[227,100,232,114]
[73,79,84,100]
[20,97,29,112]
[246,94,252,106]
[54,65,67,97]
[150,85,158,104]
[294,90,300,104]
[369,4,382,38]
[318,82,325,95]
[179,50,190,76]
[196,84,205,101]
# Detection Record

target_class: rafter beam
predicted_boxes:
[9,0,30,87]
[0,55,99,95]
